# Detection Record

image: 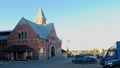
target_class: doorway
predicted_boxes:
[51,46,55,57]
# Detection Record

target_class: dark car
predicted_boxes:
[103,59,120,68]
[72,54,97,64]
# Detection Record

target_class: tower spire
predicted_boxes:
[34,8,46,25]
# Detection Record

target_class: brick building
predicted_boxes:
[0,8,62,60]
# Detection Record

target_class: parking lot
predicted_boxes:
[0,58,103,68]
[57,63,102,68]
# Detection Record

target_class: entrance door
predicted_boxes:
[18,52,24,60]
[51,47,55,57]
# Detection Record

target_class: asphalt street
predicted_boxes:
[0,58,103,68]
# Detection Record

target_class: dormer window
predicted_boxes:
[18,30,27,39]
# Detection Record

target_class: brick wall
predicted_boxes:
[8,24,39,56]
[7,22,62,59]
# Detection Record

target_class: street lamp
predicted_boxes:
[67,40,70,57]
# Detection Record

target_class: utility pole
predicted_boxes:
[67,40,70,57]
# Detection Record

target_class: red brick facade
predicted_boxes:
[6,18,62,60]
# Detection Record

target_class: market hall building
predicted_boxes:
[0,8,62,60]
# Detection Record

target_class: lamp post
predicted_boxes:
[67,40,70,57]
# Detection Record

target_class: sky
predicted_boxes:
[0,0,120,50]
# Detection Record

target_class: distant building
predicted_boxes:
[0,31,12,51]
[0,8,62,60]
[0,31,12,59]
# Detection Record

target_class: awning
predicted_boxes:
[4,45,35,52]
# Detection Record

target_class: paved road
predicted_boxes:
[0,58,103,68]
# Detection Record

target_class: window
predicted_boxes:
[18,30,27,39]
[24,31,27,39]
[39,48,45,53]
[39,48,46,56]
[108,51,116,57]
[0,40,7,49]
[18,32,21,39]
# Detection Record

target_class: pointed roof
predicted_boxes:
[35,8,46,19]
[18,17,53,39]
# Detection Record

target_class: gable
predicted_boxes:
[50,26,56,35]
[9,17,58,40]
[9,18,38,40]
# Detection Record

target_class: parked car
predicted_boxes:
[84,54,97,59]
[67,54,74,57]
[72,54,97,64]
[96,53,104,59]
[103,59,120,68]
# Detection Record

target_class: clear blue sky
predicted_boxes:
[1,0,120,50]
